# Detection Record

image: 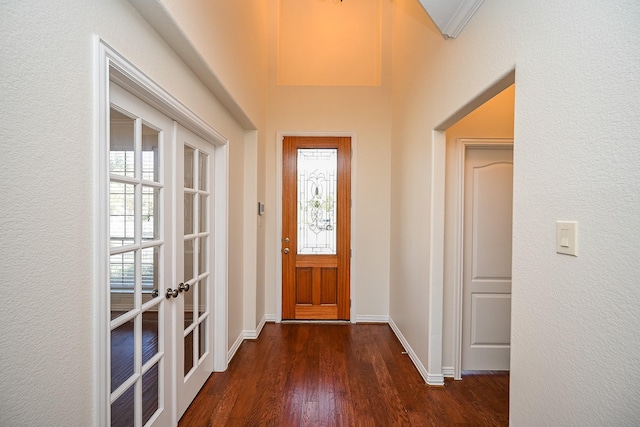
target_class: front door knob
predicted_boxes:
[283,248,289,254]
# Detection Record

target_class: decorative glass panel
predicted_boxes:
[297,149,337,255]
[110,108,135,177]
[141,186,159,241]
[141,124,159,182]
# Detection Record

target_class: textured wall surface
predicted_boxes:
[0,0,250,425]
[391,0,640,424]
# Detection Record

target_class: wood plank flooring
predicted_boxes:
[179,323,509,426]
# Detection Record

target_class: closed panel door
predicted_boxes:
[109,83,173,427]
[282,136,351,320]
[175,126,214,418]
[462,145,513,371]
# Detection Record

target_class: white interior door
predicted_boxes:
[175,125,215,419]
[108,83,174,426]
[462,145,513,371]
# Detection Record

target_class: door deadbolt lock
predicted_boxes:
[284,237,290,243]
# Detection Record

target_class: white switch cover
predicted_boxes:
[556,221,578,256]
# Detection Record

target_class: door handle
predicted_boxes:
[179,282,190,293]
[166,288,179,299]
[283,248,289,254]
[151,289,159,298]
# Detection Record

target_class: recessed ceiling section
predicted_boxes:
[277,0,381,86]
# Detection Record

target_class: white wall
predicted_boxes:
[391,0,640,424]
[0,0,255,425]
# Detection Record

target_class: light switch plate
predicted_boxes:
[556,221,578,256]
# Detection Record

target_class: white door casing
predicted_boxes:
[459,141,513,373]
[98,40,228,427]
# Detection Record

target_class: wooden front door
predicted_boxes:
[282,136,351,320]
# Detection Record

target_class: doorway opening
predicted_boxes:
[441,82,516,380]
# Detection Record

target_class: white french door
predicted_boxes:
[175,126,215,418]
[108,83,174,427]
[106,82,218,426]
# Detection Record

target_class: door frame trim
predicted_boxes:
[275,131,357,323]
[95,38,229,426]
[453,138,513,380]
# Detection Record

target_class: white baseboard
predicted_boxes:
[228,315,269,363]
[388,317,445,386]
[227,331,244,364]
[442,366,455,378]
[355,314,389,323]
[264,313,277,322]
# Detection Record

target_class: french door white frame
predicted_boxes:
[452,138,513,380]
[275,131,357,323]
[96,38,229,426]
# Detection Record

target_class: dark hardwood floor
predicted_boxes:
[179,323,509,426]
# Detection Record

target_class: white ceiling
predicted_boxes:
[417,0,484,39]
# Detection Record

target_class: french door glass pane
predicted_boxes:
[142,309,159,366]
[142,187,160,241]
[110,251,135,319]
[184,193,194,235]
[141,124,159,182]
[111,318,135,392]
[184,146,195,189]
[198,152,208,191]
[184,239,194,282]
[141,246,158,291]
[198,278,206,314]
[199,322,206,360]
[141,363,159,426]
[110,182,135,248]
[184,330,194,376]
[297,148,338,255]
[110,108,135,178]
[184,280,194,326]
[111,385,134,427]
[198,236,207,277]
[199,194,207,232]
